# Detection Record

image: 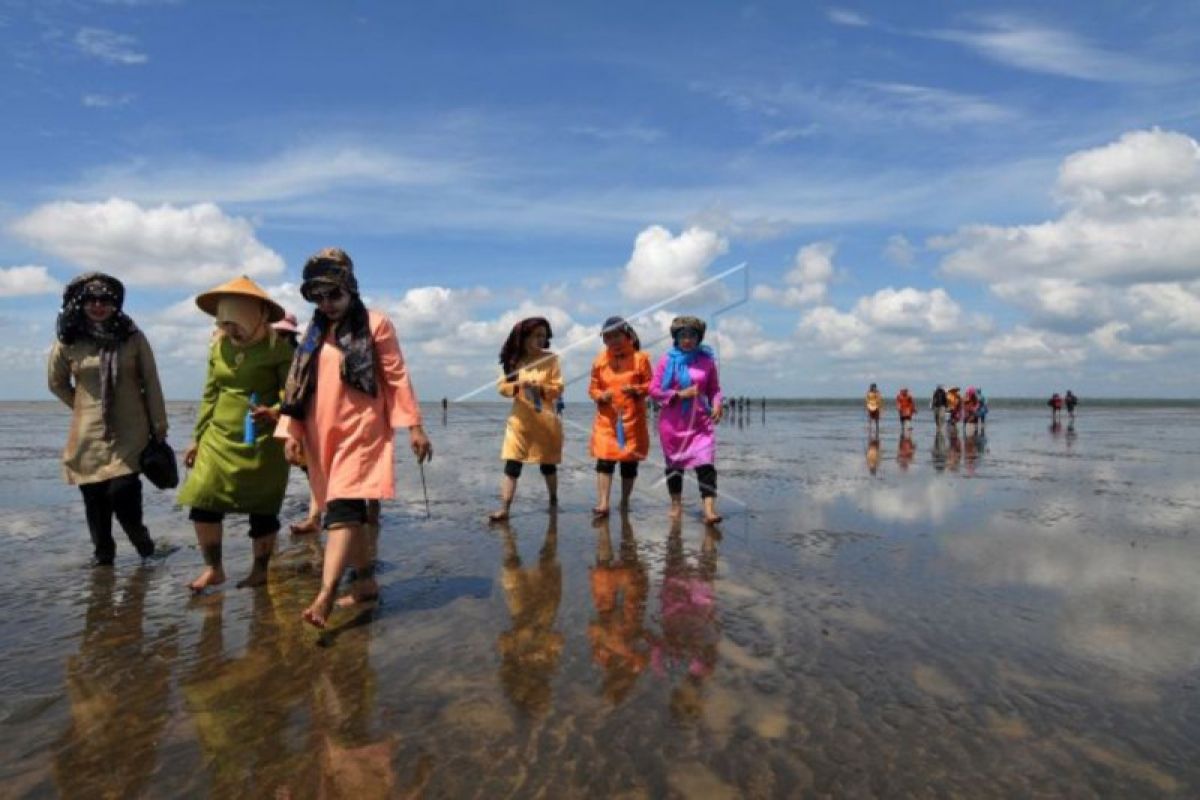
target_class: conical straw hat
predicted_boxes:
[195,275,285,322]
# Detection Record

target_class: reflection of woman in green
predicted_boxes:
[649,521,721,721]
[179,592,303,795]
[53,570,177,798]
[588,513,650,705]
[496,513,564,716]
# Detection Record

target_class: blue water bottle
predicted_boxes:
[615,412,627,449]
[243,392,258,445]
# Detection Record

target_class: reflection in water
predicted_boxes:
[177,578,400,797]
[651,522,721,722]
[588,514,649,705]
[896,431,915,471]
[54,569,177,799]
[945,428,962,473]
[496,513,564,716]
[963,432,985,475]
[931,430,947,472]
[865,436,881,475]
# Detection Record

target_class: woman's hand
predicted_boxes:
[621,385,640,397]
[409,426,433,463]
[284,438,305,466]
[250,405,279,424]
[709,402,724,423]
[596,390,613,405]
[183,442,198,468]
[677,386,700,400]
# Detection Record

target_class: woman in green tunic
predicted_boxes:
[178,277,293,592]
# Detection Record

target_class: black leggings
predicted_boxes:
[188,507,281,539]
[596,459,639,478]
[665,464,717,498]
[504,460,557,479]
[79,473,153,562]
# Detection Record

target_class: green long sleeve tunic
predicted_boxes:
[177,335,293,515]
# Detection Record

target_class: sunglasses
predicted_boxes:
[309,288,345,304]
[83,295,116,306]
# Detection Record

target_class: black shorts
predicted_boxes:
[595,459,639,478]
[188,507,280,539]
[503,460,557,479]
[325,498,369,529]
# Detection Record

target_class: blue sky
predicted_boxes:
[2,0,1199,399]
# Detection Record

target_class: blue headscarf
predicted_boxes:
[660,341,714,417]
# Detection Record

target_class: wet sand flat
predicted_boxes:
[1,400,1198,798]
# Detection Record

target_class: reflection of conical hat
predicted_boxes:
[195,276,285,322]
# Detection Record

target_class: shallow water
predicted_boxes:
[1,400,1199,798]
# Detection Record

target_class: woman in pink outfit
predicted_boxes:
[647,316,724,523]
[277,248,433,628]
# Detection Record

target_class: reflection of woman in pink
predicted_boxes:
[649,521,721,720]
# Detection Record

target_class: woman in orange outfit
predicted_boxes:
[588,317,652,517]
[895,387,916,433]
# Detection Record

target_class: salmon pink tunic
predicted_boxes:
[276,310,422,508]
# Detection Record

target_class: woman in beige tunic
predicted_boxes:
[48,273,168,566]
[489,317,563,522]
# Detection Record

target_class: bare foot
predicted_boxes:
[333,594,379,614]
[592,506,610,518]
[488,508,510,522]
[302,588,335,629]
[290,517,321,535]
[668,504,683,521]
[704,513,724,524]
[236,567,269,589]
[618,499,631,512]
[548,495,559,507]
[188,567,226,593]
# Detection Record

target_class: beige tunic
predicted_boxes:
[498,352,563,464]
[48,332,169,485]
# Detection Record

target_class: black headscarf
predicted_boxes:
[280,249,377,420]
[57,273,139,436]
[499,317,553,378]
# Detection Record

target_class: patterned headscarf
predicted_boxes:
[281,248,377,420]
[56,272,139,436]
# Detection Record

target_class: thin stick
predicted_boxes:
[418,461,431,518]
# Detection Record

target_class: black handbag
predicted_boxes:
[140,437,179,490]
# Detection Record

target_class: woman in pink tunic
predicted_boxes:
[277,248,433,628]
[648,316,724,524]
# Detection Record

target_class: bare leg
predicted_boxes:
[291,488,322,534]
[544,471,558,508]
[594,472,613,516]
[702,495,722,525]
[236,532,276,588]
[489,476,517,521]
[669,494,683,520]
[188,522,226,592]
[619,475,635,510]
[336,513,380,609]
[303,523,359,628]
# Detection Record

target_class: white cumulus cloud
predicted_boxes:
[0,265,61,298]
[620,225,729,305]
[753,241,836,308]
[10,198,285,288]
[935,129,1200,286]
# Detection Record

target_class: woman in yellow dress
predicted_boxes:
[489,317,563,522]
